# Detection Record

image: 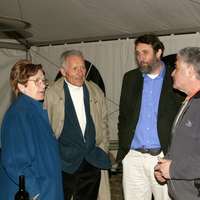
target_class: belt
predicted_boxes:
[135,148,161,156]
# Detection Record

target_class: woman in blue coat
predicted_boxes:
[0,60,64,200]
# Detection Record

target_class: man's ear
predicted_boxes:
[17,83,26,93]
[156,49,162,59]
[187,65,196,77]
[60,67,66,77]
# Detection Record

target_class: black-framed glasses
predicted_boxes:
[28,78,49,86]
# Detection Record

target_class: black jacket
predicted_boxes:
[116,65,185,163]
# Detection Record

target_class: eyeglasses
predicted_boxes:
[28,78,49,86]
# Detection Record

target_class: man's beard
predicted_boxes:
[139,56,160,74]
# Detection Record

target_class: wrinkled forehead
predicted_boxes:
[135,43,154,55]
[66,56,85,68]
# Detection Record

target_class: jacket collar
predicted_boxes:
[50,76,65,97]
[190,90,200,99]
[19,93,43,110]
[51,76,91,97]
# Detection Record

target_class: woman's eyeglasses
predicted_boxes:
[28,78,49,86]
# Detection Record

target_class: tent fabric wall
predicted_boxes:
[1,33,200,147]
[0,49,26,147]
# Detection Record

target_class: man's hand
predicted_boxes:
[154,156,172,182]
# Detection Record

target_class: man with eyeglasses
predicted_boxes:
[43,50,111,200]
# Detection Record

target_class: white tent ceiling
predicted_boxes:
[1,0,200,49]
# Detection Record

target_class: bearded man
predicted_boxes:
[116,34,185,200]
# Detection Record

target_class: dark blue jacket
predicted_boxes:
[59,82,111,174]
[0,94,64,200]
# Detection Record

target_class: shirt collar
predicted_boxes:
[64,77,83,91]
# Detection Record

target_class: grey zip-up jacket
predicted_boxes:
[166,91,200,200]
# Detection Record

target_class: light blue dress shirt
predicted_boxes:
[131,62,166,149]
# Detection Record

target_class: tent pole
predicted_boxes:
[26,49,32,62]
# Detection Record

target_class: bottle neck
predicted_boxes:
[19,175,25,191]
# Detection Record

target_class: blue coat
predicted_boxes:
[0,94,64,200]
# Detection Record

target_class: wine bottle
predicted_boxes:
[15,175,30,200]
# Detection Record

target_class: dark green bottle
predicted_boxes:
[15,175,30,200]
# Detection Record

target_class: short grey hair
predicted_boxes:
[177,47,200,80]
[60,50,84,69]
